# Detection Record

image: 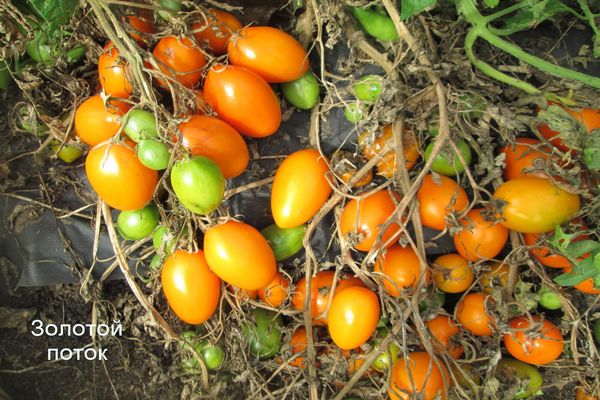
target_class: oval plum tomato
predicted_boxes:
[373,244,429,296]
[432,253,474,294]
[204,64,281,138]
[152,37,206,88]
[328,286,379,350]
[98,43,132,98]
[179,115,249,178]
[281,71,320,110]
[523,229,590,269]
[85,142,158,210]
[501,138,552,180]
[261,223,305,261]
[75,95,131,146]
[161,250,221,324]
[170,156,224,215]
[456,292,496,337]
[192,8,242,55]
[117,203,159,240]
[426,314,464,359]
[204,220,277,290]
[339,189,401,252]
[424,138,472,177]
[480,262,511,294]
[389,352,448,400]
[359,125,420,178]
[417,174,469,231]
[504,316,564,365]
[125,15,156,46]
[242,308,282,358]
[257,271,290,307]
[563,266,600,294]
[227,26,309,83]
[453,208,508,261]
[493,178,580,233]
[353,74,383,103]
[537,106,600,152]
[137,139,170,170]
[271,149,332,228]
[123,109,158,143]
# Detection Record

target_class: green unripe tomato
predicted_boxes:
[124,109,158,142]
[497,358,543,399]
[25,32,55,64]
[351,7,398,42]
[537,286,562,310]
[353,75,383,103]
[200,344,225,370]
[261,224,305,261]
[281,71,320,110]
[149,253,162,270]
[0,60,12,90]
[50,141,84,163]
[137,140,170,170]
[66,45,86,63]
[343,101,368,124]
[372,342,399,372]
[424,139,472,176]
[117,204,160,240]
[242,308,282,359]
[158,0,181,20]
[170,156,224,215]
[593,319,600,345]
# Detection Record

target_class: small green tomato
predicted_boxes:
[424,139,472,176]
[343,101,368,124]
[353,75,383,103]
[117,204,160,241]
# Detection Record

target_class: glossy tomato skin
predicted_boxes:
[388,351,448,400]
[339,189,401,252]
[228,26,309,83]
[373,244,429,296]
[98,43,132,98]
[501,138,552,180]
[125,15,156,46]
[417,174,469,231]
[453,208,508,261]
[493,178,580,233]
[204,220,277,290]
[456,292,495,337]
[75,95,131,146]
[170,156,224,215]
[85,142,158,211]
[281,71,320,110]
[426,314,464,359]
[161,250,221,324]
[503,316,564,365]
[257,271,290,307]
[261,223,305,261]
[179,115,249,178]
[153,37,206,88]
[192,8,242,55]
[432,253,473,294]
[204,65,281,138]
[328,286,380,350]
[271,149,332,228]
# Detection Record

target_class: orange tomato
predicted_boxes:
[417,174,469,231]
[227,285,258,305]
[179,114,249,178]
[456,292,495,337]
[389,352,449,400]
[85,142,158,210]
[98,43,132,98]
[359,125,420,178]
[228,26,309,83]
[125,15,156,46]
[258,271,291,307]
[203,64,281,138]
[501,138,552,180]
[339,189,401,252]
[330,150,372,188]
[503,316,564,365]
[480,262,511,294]
[373,244,429,296]
[271,149,332,229]
[524,227,589,269]
[537,106,600,152]
[192,8,242,55]
[204,220,277,290]
[563,266,600,294]
[576,387,599,400]
[152,37,206,88]
[75,95,131,146]
[432,253,473,294]
[426,314,464,359]
[161,250,221,324]
[288,327,310,368]
[327,286,379,349]
[452,208,508,261]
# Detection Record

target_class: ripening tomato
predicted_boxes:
[75,95,131,146]
[204,220,277,290]
[339,189,401,252]
[504,316,564,365]
[328,286,379,350]
[125,15,156,46]
[576,387,599,400]
[98,43,132,98]
[258,271,290,307]
[271,149,332,228]
[537,106,600,152]
[288,327,312,368]
[426,314,464,359]
[359,125,420,178]
[178,114,249,178]
[501,138,552,180]
[170,156,224,215]
[388,352,449,400]
[204,64,281,137]
[417,174,469,231]
[432,253,474,294]
[153,36,206,88]
[192,8,242,54]
[456,292,496,337]
[161,250,221,324]
[523,228,589,269]
[228,26,309,83]
[493,178,580,233]
[373,244,429,296]
[227,285,258,306]
[453,208,508,261]
[480,262,511,294]
[563,266,600,294]
[85,142,158,210]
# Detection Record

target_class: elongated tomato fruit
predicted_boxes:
[271,149,331,228]
[228,26,309,83]
[98,43,132,98]
[328,286,379,349]
[161,250,221,324]
[204,221,277,290]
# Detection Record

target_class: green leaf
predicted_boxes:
[583,128,600,170]
[554,265,597,286]
[500,0,569,35]
[27,0,78,30]
[400,0,437,20]
[564,240,600,259]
